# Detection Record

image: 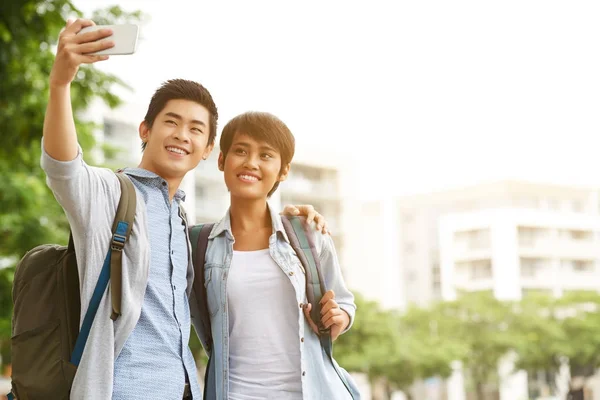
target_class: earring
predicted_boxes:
[202,156,207,160]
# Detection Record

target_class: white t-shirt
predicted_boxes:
[227,249,303,400]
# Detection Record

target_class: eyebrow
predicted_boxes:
[164,112,207,127]
[233,141,277,152]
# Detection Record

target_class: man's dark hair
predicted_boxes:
[142,79,218,150]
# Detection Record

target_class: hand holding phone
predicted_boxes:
[50,19,116,87]
[77,24,139,55]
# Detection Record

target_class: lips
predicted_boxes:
[165,146,190,155]
[237,173,261,182]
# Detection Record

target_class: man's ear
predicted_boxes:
[279,163,291,182]
[218,152,225,171]
[139,121,150,143]
[202,143,215,161]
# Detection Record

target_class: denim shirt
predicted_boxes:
[196,204,359,400]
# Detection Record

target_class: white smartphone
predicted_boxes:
[77,24,139,55]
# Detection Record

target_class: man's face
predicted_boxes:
[139,99,213,180]
[219,132,289,201]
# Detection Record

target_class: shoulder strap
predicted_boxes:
[281,215,359,399]
[110,173,137,320]
[281,216,329,336]
[70,172,136,366]
[190,223,215,350]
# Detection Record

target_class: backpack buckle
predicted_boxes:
[111,233,126,251]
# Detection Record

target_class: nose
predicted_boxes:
[173,126,191,143]
[243,155,259,170]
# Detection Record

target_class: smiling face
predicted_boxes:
[138,99,214,180]
[219,132,290,201]
[218,111,296,199]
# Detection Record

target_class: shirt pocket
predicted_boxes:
[204,263,223,317]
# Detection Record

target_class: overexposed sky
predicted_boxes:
[76,0,600,200]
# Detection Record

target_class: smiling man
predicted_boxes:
[38,18,328,400]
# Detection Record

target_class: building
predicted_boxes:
[386,180,600,400]
[433,181,600,301]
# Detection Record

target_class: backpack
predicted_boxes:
[7,173,136,400]
[189,215,361,399]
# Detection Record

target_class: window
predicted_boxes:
[573,260,594,273]
[520,257,546,278]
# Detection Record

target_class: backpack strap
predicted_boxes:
[109,173,137,320]
[70,172,136,366]
[281,215,359,399]
[189,223,215,350]
[281,216,329,337]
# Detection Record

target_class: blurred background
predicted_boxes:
[2,0,600,399]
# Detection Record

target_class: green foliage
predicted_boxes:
[0,0,142,367]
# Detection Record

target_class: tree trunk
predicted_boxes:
[476,381,485,400]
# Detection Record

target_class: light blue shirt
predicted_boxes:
[112,168,201,400]
[197,204,359,400]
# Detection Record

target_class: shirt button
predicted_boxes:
[299,303,303,308]
[162,181,167,186]
[300,337,304,342]
[288,271,294,276]
[302,371,306,376]
[171,250,174,255]
[173,286,177,291]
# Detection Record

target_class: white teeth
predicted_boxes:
[166,146,186,155]
[239,174,259,181]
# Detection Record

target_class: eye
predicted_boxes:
[234,148,246,155]
[191,127,203,134]
[166,120,177,126]
[261,153,273,160]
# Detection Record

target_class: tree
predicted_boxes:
[510,292,566,394]
[0,0,142,367]
[335,294,462,399]
[511,291,600,395]
[437,292,515,400]
[557,292,600,382]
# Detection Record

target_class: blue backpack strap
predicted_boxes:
[70,172,136,366]
[281,215,360,399]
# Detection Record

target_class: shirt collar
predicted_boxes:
[209,202,290,243]
[122,167,186,201]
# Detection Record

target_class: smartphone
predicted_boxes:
[77,24,139,55]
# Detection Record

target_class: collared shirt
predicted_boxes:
[112,168,201,400]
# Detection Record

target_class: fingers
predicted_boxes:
[321,310,345,329]
[74,27,113,44]
[80,54,110,64]
[280,204,300,216]
[302,303,319,335]
[313,213,328,234]
[63,18,95,35]
[319,290,335,306]
[320,298,338,316]
[305,208,317,225]
[76,39,115,55]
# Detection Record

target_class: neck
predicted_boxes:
[229,197,271,233]
[137,161,184,201]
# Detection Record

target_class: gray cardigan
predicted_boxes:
[41,142,201,399]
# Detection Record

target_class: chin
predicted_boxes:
[230,190,267,200]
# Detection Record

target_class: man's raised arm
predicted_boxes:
[43,18,114,161]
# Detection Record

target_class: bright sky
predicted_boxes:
[77,0,600,200]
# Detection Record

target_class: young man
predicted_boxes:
[43,19,328,399]
[198,111,359,399]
